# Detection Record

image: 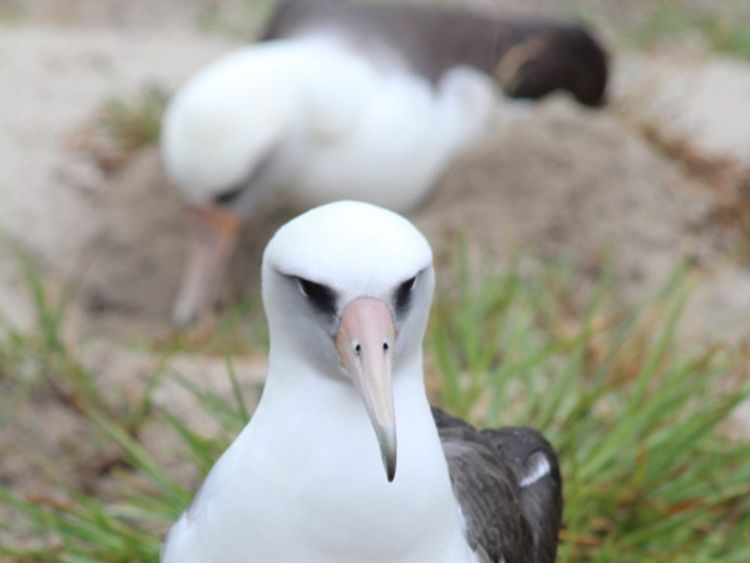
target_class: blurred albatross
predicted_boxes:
[162,0,608,325]
[161,201,562,563]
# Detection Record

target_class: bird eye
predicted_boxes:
[393,275,417,315]
[297,277,337,316]
[212,185,245,206]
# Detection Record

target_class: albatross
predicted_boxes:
[161,200,562,562]
[162,0,608,326]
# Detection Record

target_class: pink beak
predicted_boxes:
[172,205,241,327]
[335,297,398,482]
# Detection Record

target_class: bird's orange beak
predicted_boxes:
[172,205,241,327]
[335,297,398,482]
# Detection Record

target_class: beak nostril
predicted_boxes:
[335,297,397,482]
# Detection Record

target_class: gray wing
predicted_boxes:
[433,408,562,563]
[261,0,608,106]
[480,427,563,563]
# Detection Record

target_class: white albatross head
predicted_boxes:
[261,200,435,481]
[161,43,302,327]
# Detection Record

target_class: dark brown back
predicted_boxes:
[262,0,608,106]
[432,407,563,563]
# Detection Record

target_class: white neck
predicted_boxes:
[190,349,476,563]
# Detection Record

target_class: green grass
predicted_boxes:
[0,255,748,562]
[150,295,268,358]
[626,1,750,60]
[701,16,750,60]
[196,0,278,39]
[97,84,169,153]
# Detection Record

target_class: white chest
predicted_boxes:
[162,382,478,563]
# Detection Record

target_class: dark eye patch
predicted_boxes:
[393,276,417,315]
[297,277,337,317]
[211,146,277,207]
[212,185,245,206]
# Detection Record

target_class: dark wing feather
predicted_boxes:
[433,408,562,563]
[481,427,563,563]
[261,0,608,106]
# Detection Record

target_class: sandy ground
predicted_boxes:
[1,0,749,541]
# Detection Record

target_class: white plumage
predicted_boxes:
[162,201,478,563]
[162,36,496,211]
[162,201,563,562]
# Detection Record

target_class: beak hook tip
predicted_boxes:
[386,462,396,483]
[381,434,397,483]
